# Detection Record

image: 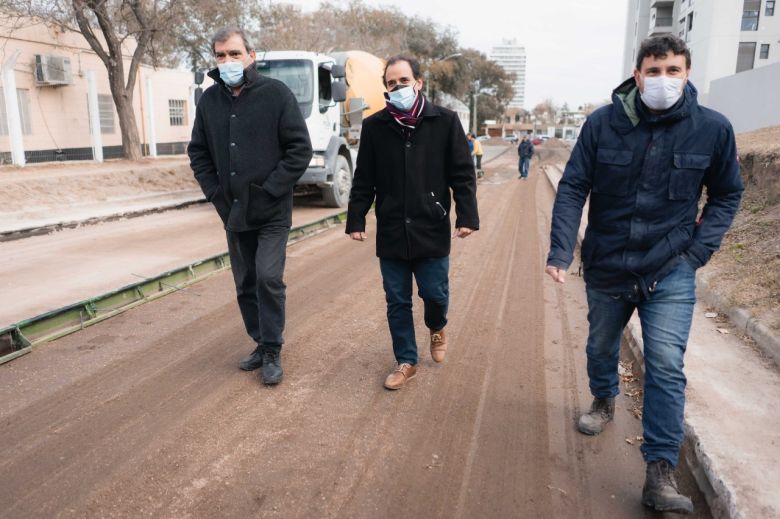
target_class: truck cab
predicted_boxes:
[256,50,386,207]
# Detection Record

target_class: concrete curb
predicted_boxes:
[0,195,207,243]
[695,273,780,368]
[542,163,763,519]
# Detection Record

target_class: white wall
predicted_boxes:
[707,61,780,133]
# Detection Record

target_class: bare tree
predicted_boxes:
[7,0,180,160]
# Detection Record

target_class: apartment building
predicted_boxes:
[489,39,527,109]
[1,16,197,165]
[623,0,780,101]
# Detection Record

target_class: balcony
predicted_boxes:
[649,16,674,35]
[650,0,674,6]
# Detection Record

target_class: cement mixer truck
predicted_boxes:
[255,50,386,207]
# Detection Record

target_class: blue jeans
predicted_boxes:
[379,257,449,365]
[585,261,696,467]
[519,157,530,177]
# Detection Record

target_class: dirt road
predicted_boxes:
[0,144,696,517]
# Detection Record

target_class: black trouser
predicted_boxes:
[475,154,482,169]
[226,225,289,349]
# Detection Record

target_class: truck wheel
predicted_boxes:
[322,155,351,208]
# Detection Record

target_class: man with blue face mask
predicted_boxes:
[188,27,312,386]
[347,55,479,390]
[546,35,743,514]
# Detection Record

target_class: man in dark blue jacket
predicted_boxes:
[546,35,742,514]
[188,27,312,386]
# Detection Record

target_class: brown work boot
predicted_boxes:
[384,363,417,390]
[430,329,448,363]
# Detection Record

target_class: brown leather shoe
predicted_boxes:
[430,329,448,363]
[384,363,417,390]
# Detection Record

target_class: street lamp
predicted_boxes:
[425,53,462,99]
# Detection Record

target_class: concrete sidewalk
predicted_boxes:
[543,164,780,518]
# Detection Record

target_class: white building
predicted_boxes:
[623,0,780,102]
[489,39,526,109]
[437,92,470,134]
[1,16,196,165]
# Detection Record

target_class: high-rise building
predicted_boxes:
[490,39,527,109]
[623,0,780,101]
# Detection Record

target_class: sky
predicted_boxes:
[291,0,629,110]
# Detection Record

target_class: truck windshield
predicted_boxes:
[256,59,313,118]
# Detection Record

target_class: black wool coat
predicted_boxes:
[346,100,479,259]
[188,66,312,231]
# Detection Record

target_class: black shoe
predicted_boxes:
[642,460,694,514]
[261,346,283,385]
[238,345,263,371]
[577,397,615,435]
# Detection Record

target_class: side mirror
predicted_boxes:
[332,81,347,102]
[194,70,204,85]
[331,64,346,79]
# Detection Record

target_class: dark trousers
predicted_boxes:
[475,154,482,169]
[226,225,289,349]
[379,257,449,365]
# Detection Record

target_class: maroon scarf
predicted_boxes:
[385,92,425,132]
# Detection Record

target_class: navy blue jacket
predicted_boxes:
[547,78,743,297]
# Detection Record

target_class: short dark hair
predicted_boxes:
[211,26,254,54]
[383,55,422,85]
[635,35,691,70]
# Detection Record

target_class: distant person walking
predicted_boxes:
[188,27,312,385]
[545,35,743,514]
[518,135,534,179]
[347,55,479,390]
[468,133,484,178]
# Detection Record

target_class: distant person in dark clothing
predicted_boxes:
[188,26,312,386]
[546,35,743,514]
[518,135,534,179]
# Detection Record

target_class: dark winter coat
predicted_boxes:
[547,78,743,298]
[518,140,534,159]
[188,66,312,231]
[346,100,479,259]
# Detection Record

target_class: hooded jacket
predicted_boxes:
[188,65,312,230]
[346,99,479,259]
[547,78,743,297]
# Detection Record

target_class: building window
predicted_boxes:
[767,1,775,15]
[741,0,761,30]
[168,99,187,126]
[98,94,115,134]
[737,42,757,72]
[687,12,694,31]
[0,88,32,135]
[760,43,770,58]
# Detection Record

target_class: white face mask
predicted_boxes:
[640,76,685,111]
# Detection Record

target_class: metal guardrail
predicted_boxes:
[0,210,348,365]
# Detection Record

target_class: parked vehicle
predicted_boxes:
[502,134,519,143]
[256,50,387,207]
[531,138,543,145]
[476,135,490,141]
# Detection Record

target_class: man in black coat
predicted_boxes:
[546,35,742,513]
[188,27,313,385]
[518,135,534,179]
[346,55,479,390]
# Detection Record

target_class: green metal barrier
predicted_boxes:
[0,210,348,365]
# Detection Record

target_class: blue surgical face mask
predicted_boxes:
[218,61,245,87]
[386,85,417,111]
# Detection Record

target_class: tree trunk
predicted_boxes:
[113,88,142,161]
